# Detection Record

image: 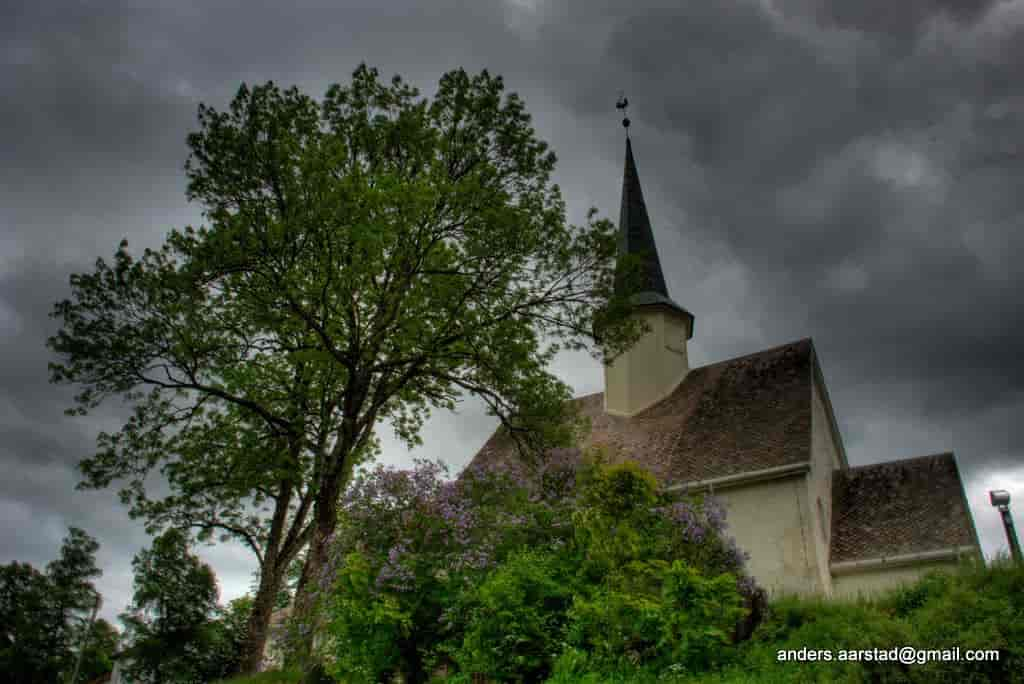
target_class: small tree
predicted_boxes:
[120,529,220,683]
[0,527,105,683]
[49,527,104,678]
[74,618,120,683]
[0,561,63,683]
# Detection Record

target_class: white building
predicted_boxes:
[469,136,981,598]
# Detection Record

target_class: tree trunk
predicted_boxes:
[238,566,283,674]
[236,475,310,675]
[289,408,375,671]
[288,482,340,667]
[282,550,316,672]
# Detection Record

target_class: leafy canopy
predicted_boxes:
[49,64,643,478]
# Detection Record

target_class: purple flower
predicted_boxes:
[704,496,728,532]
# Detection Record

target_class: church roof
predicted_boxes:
[618,138,694,331]
[830,452,979,563]
[471,338,814,486]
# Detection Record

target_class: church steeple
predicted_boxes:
[619,136,670,299]
[616,136,694,336]
[604,108,695,418]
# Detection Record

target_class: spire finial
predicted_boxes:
[616,91,630,135]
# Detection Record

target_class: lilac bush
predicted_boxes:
[301,455,759,683]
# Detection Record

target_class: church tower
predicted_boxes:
[603,133,695,417]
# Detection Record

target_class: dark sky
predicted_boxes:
[3,0,1023,625]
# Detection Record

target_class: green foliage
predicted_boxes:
[321,552,413,683]
[544,561,1024,683]
[75,618,121,683]
[693,559,1024,684]
[565,561,743,675]
[737,596,913,684]
[901,559,1024,683]
[578,461,658,518]
[211,669,305,683]
[301,662,336,684]
[0,527,105,684]
[0,561,65,683]
[308,454,1024,684]
[199,594,258,680]
[120,529,225,683]
[316,459,754,683]
[452,550,574,682]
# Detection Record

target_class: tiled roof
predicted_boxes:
[830,453,977,564]
[470,338,814,487]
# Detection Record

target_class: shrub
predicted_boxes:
[703,559,1024,684]
[903,558,1024,683]
[315,458,757,682]
[738,597,913,683]
[565,560,743,674]
[451,549,575,682]
[211,669,305,683]
[321,552,412,683]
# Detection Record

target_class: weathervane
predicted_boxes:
[616,91,630,135]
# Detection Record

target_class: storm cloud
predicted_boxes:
[3,0,1023,625]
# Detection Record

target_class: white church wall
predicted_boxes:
[807,374,842,597]
[831,560,959,599]
[713,473,827,596]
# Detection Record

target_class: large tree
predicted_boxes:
[48,64,643,669]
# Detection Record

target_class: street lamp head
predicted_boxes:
[990,489,1011,510]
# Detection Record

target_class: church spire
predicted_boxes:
[614,117,694,335]
[619,136,670,299]
[603,99,694,417]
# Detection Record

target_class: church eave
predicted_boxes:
[630,291,695,338]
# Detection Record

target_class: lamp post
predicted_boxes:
[990,489,1023,563]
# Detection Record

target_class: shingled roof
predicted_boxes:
[830,453,978,564]
[470,338,814,487]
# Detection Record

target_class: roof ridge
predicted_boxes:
[692,337,812,373]
[843,451,955,473]
[568,338,813,404]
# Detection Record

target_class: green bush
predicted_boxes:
[903,559,1024,683]
[211,668,305,683]
[187,476,1024,684]
[321,552,412,683]
[565,560,743,675]
[737,597,914,683]
[695,559,1024,684]
[313,459,757,683]
[452,549,575,682]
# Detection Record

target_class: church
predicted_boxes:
[469,134,982,598]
